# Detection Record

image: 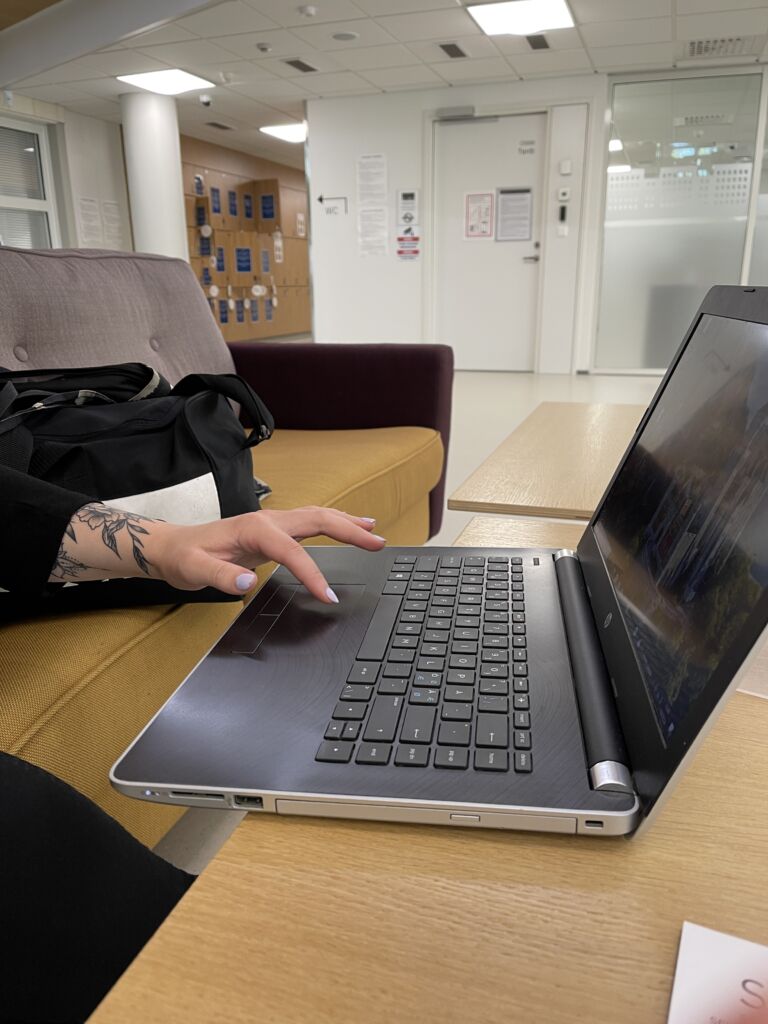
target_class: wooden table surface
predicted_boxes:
[448,401,647,519]
[92,517,768,1024]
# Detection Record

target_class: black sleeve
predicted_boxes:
[0,466,94,596]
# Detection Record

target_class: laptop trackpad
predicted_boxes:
[231,584,366,656]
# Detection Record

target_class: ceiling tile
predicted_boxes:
[134,39,247,66]
[589,41,676,68]
[678,0,768,11]
[207,28,313,60]
[13,58,121,87]
[178,88,288,125]
[119,24,199,48]
[580,17,672,47]
[243,0,367,26]
[569,0,671,21]
[539,27,585,50]
[74,50,172,77]
[406,35,503,62]
[61,76,146,99]
[290,18,397,50]
[375,9,481,42]
[265,51,346,76]
[230,78,314,100]
[484,35,533,56]
[361,64,445,87]
[174,1,278,38]
[333,43,421,69]
[676,8,768,37]
[15,83,93,103]
[507,48,594,75]
[298,71,379,94]
[433,56,518,83]
[181,60,278,85]
[261,98,308,118]
[355,0,458,13]
[59,98,123,121]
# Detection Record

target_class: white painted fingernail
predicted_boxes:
[361,517,376,524]
[326,587,339,604]
[371,535,386,544]
[236,573,256,591]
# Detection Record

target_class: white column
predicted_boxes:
[120,91,189,260]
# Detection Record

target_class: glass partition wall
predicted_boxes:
[594,73,764,371]
[0,118,58,249]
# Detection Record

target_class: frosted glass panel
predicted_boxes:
[0,125,45,199]
[748,139,768,285]
[595,75,761,370]
[0,208,50,248]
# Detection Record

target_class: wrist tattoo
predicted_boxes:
[53,503,157,580]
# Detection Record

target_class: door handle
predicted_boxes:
[522,255,540,263]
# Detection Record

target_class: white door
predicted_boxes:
[433,112,546,371]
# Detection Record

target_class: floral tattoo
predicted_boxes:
[52,503,156,580]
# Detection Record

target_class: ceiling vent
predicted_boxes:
[439,42,467,58]
[681,36,763,59]
[284,57,318,72]
[526,34,550,50]
[205,121,234,131]
[672,113,734,127]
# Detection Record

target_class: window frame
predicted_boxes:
[0,113,61,247]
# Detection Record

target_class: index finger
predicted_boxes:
[249,521,338,603]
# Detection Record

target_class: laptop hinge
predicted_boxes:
[553,550,634,795]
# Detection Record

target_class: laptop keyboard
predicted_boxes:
[315,554,532,773]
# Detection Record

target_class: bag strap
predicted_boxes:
[0,382,19,420]
[171,373,274,447]
[0,421,34,473]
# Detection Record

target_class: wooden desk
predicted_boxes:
[92,518,768,1024]
[448,401,646,519]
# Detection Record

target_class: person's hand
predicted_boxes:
[148,506,385,602]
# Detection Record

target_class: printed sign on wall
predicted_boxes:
[465,192,494,239]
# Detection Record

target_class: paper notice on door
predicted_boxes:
[357,153,387,207]
[77,197,103,247]
[667,922,768,1024]
[465,192,494,239]
[101,200,125,249]
[496,187,532,242]
[358,206,388,257]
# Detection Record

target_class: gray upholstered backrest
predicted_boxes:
[0,247,235,383]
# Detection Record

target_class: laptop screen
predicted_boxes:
[592,313,768,748]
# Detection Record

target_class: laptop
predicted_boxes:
[111,285,768,838]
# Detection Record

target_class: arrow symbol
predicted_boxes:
[317,194,349,212]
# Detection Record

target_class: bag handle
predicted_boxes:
[171,373,274,447]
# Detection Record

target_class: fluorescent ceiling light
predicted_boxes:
[467,0,573,36]
[607,164,631,174]
[259,123,307,143]
[116,69,215,95]
[608,138,623,152]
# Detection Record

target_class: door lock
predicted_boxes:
[522,255,540,263]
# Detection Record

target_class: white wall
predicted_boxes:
[306,74,610,372]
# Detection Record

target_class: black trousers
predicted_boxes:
[0,752,194,1024]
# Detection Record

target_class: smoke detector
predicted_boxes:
[297,4,318,16]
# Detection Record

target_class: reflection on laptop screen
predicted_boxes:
[594,314,768,745]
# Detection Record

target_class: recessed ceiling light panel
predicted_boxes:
[116,69,215,96]
[332,31,360,41]
[260,123,308,143]
[467,0,573,36]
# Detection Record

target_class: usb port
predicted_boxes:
[584,820,604,829]
[234,795,264,809]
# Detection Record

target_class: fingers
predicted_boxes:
[261,507,387,549]
[176,549,257,596]
[252,523,337,602]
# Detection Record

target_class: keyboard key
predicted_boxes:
[356,742,391,765]
[389,649,416,663]
[363,695,405,743]
[333,702,367,720]
[409,688,440,705]
[410,581,433,592]
[444,685,474,701]
[396,623,421,636]
[357,595,401,661]
[395,555,417,564]
[348,662,380,684]
[424,630,449,643]
[512,624,526,635]
[486,581,508,591]
[459,585,483,596]
[514,711,531,729]
[515,751,533,773]
[512,636,527,647]
[421,643,447,657]
[476,714,508,748]
[383,662,411,678]
[512,664,528,677]
[413,671,442,687]
[464,556,485,566]
[456,616,480,628]
[488,556,509,564]
[458,594,481,605]
[315,741,354,763]
[512,583,524,592]
[454,628,478,641]
[486,572,508,581]
[446,669,475,686]
[513,649,528,662]
[431,595,454,607]
[463,565,484,577]
[388,570,411,582]
[478,695,508,714]
[400,705,436,744]
[441,702,472,722]
[457,605,482,617]
[342,722,361,740]
[482,649,508,663]
[401,611,425,623]
[485,600,508,612]
[450,654,476,670]
[395,744,430,767]
[484,612,508,623]
[514,730,531,750]
[511,557,523,564]
[438,567,460,578]
[324,721,344,739]
[393,636,418,649]
[481,664,508,679]
[438,722,471,746]
[484,623,508,636]
[340,684,374,701]
[383,581,408,596]
[512,602,525,613]
[452,642,478,656]
[404,600,428,612]
[418,657,444,672]
[479,679,509,696]
[484,636,508,649]
[513,678,529,693]
[378,678,408,695]
[413,571,436,582]
[416,555,439,572]
[439,555,463,569]
[434,586,457,598]
[427,617,452,631]
[513,693,530,709]
[434,747,469,769]
[475,750,509,772]
[512,612,526,623]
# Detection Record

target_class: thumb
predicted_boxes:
[182,551,257,596]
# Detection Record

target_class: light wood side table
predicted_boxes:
[92,517,768,1024]
[448,401,646,519]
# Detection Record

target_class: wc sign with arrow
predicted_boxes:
[317,194,349,217]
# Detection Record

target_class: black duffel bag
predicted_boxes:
[0,362,274,610]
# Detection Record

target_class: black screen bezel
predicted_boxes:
[577,286,768,821]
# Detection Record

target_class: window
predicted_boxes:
[0,116,60,249]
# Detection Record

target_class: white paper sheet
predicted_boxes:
[357,153,387,207]
[465,192,494,239]
[101,200,124,249]
[77,197,103,247]
[357,206,388,257]
[496,187,532,242]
